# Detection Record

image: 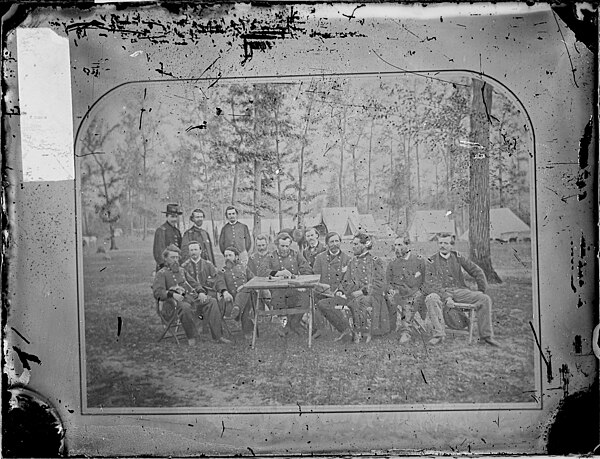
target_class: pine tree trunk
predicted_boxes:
[469,78,501,283]
[253,158,262,237]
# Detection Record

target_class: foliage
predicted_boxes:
[79,75,533,241]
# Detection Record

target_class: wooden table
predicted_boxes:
[241,275,321,349]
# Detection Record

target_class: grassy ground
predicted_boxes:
[83,236,536,408]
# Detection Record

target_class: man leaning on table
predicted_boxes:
[259,232,313,337]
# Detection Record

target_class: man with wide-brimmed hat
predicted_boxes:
[153,204,183,271]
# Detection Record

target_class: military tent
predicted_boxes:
[459,208,530,242]
[407,210,456,242]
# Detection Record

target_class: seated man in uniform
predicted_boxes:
[427,233,501,347]
[386,235,445,345]
[152,244,231,345]
[335,233,391,344]
[259,232,312,337]
[247,233,272,307]
[221,246,255,340]
[312,232,353,341]
[180,241,232,343]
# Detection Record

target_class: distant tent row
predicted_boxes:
[407,210,456,242]
[307,207,397,240]
[459,207,530,242]
[192,207,529,245]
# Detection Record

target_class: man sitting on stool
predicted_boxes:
[153,244,231,345]
[222,246,255,340]
[427,233,501,347]
[386,235,445,345]
[312,231,353,341]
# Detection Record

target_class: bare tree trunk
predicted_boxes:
[297,91,314,228]
[231,162,239,205]
[415,139,421,203]
[350,129,364,208]
[253,158,262,237]
[388,137,393,223]
[338,105,347,207]
[366,118,374,213]
[469,78,501,283]
[141,128,148,240]
[435,162,439,208]
[274,105,283,231]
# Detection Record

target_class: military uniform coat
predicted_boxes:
[247,250,271,277]
[153,221,182,267]
[222,262,254,296]
[302,241,327,268]
[312,250,351,292]
[181,225,215,265]
[259,249,312,277]
[340,251,390,336]
[218,221,252,255]
[428,251,488,299]
[152,266,200,301]
[181,257,225,294]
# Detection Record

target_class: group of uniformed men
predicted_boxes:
[151,203,501,348]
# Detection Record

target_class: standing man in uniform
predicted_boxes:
[259,232,312,337]
[427,233,501,347]
[386,236,445,345]
[153,204,182,271]
[219,206,252,266]
[181,208,215,265]
[302,227,327,268]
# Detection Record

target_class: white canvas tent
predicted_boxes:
[408,210,456,242]
[345,213,397,239]
[460,208,530,242]
[320,207,360,237]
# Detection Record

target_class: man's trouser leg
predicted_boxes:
[271,288,301,330]
[195,297,223,340]
[424,293,446,339]
[448,288,493,339]
[386,296,398,332]
[316,297,351,333]
[235,290,254,334]
[348,296,371,334]
[392,295,414,335]
[164,299,198,339]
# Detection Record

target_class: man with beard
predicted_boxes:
[386,236,445,345]
[260,232,312,337]
[153,204,182,271]
[302,227,327,268]
[218,206,252,266]
[338,232,391,343]
[221,246,255,340]
[247,233,272,307]
[181,208,215,265]
[312,232,354,341]
[427,233,500,347]
[153,244,231,345]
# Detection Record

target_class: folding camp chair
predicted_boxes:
[156,298,187,345]
[445,302,477,343]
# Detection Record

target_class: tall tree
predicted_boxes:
[80,117,123,250]
[469,79,501,283]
